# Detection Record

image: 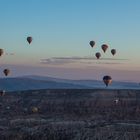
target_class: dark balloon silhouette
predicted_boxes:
[0,49,4,57]
[95,52,101,59]
[103,75,112,87]
[89,41,95,48]
[27,36,32,44]
[0,90,5,96]
[3,69,10,76]
[101,44,108,53]
[111,49,116,56]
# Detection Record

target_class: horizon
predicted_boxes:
[0,0,140,82]
[0,73,139,83]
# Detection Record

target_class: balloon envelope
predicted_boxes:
[95,52,101,59]
[103,75,112,86]
[27,36,32,44]
[89,41,95,48]
[0,90,5,96]
[111,49,116,56]
[101,44,108,53]
[0,49,4,57]
[3,69,10,76]
[32,107,38,113]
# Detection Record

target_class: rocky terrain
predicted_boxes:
[0,89,140,140]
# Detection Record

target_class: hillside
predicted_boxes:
[0,89,140,140]
[0,77,89,91]
[0,75,139,91]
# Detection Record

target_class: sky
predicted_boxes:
[0,0,140,82]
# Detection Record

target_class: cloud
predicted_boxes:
[41,58,75,65]
[40,56,128,66]
[5,53,15,56]
[95,62,123,65]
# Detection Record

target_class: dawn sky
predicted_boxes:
[0,0,140,82]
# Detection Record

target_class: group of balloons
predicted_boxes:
[0,36,32,96]
[0,49,9,96]
[0,49,10,76]
[0,35,113,97]
[89,40,116,59]
[1,36,32,77]
[89,40,116,87]
[27,37,114,87]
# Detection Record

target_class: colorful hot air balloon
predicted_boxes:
[95,52,101,59]
[3,69,10,76]
[103,75,112,87]
[0,49,4,57]
[27,36,32,44]
[101,44,108,53]
[111,49,116,56]
[89,41,95,48]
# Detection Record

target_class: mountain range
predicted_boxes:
[0,75,139,91]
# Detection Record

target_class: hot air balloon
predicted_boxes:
[0,49,4,57]
[27,36,32,44]
[95,52,101,59]
[3,69,10,76]
[0,90,5,96]
[31,107,38,113]
[89,41,95,48]
[114,99,119,104]
[101,44,108,53]
[111,49,116,56]
[103,75,112,87]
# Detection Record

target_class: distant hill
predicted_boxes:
[0,75,139,91]
[22,75,140,89]
[0,77,89,91]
